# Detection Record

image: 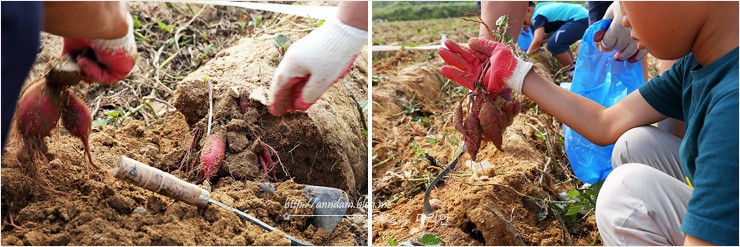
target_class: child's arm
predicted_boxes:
[479,2,528,40]
[337,1,368,31]
[526,26,545,55]
[44,2,129,39]
[521,70,665,145]
[440,37,667,146]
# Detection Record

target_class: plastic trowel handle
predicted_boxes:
[111,156,210,207]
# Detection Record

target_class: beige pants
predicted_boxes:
[595,126,692,245]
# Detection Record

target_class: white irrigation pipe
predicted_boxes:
[186,1,338,20]
[372,43,472,52]
[372,45,444,52]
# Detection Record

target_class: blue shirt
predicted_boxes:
[639,48,739,245]
[531,2,588,32]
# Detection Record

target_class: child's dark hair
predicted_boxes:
[528,1,536,7]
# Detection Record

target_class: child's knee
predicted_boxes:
[546,38,569,54]
[595,164,654,244]
[611,126,655,167]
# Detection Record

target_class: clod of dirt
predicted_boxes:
[172,34,367,196]
[1,167,35,213]
[428,198,442,211]
[253,231,291,246]
[106,194,136,214]
[373,64,443,115]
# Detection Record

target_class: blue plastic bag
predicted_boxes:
[517,27,534,51]
[564,19,645,184]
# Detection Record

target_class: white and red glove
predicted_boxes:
[268,19,367,116]
[594,1,648,63]
[439,38,532,94]
[62,13,137,85]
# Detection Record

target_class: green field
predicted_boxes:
[372,1,478,21]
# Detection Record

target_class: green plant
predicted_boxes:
[92,109,125,128]
[387,237,397,246]
[402,101,421,116]
[237,21,248,29]
[553,181,603,223]
[418,233,443,245]
[411,139,425,163]
[273,34,292,56]
[306,15,325,28]
[371,76,383,86]
[157,20,176,32]
[132,15,142,29]
[425,135,439,145]
[403,42,421,48]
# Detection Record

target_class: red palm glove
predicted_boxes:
[438,38,532,94]
[62,14,137,85]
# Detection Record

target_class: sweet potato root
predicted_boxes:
[199,133,226,182]
[61,95,97,169]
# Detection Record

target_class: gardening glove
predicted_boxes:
[439,38,525,129]
[62,13,137,85]
[268,19,367,116]
[439,38,532,95]
[593,1,648,63]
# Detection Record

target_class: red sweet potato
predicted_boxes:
[463,114,482,161]
[199,133,226,182]
[61,95,97,168]
[15,80,64,140]
[478,97,504,151]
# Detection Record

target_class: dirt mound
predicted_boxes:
[3,111,364,245]
[373,62,444,116]
[372,61,597,245]
[172,33,368,197]
[373,50,437,76]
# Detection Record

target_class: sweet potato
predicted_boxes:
[463,114,482,161]
[478,97,504,150]
[199,133,226,182]
[15,80,64,140]
[61,95,97,168]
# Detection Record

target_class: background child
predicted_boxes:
[524,1,588,72]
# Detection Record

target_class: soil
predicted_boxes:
[371,17,599,246]
[2,2,366,245]
[171,31,368,197]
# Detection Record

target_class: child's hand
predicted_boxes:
[268,20,367,116]
[594,1,648,63]
[438,38,532,94]
[61,14,137,85]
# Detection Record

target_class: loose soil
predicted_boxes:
[2,2,367,245]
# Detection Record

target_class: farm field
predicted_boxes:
[373,18,478,47]
[371,17,607,246]
[1,2,367,245]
